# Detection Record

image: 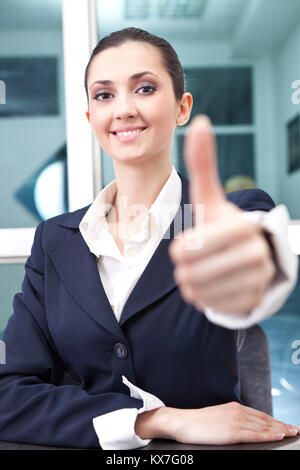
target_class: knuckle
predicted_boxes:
[175,265,189,284]
[182,270,192,284]
[187,285,195,298]
[229,402,243,418]
[239,295,253,312]
[180,284,191,300]
[249,271,263,292]
[260,237,269,257]
[178,267,187,283]
[230,401,240,409]
[248,266,269,299]
[245,290,263,310]
[266,258,276,282]
[250,237,268,266]
[264,430,276,440]
[195,299,206,312]
[226,401,236,410]
[254,285,264,301]
[264,423,273,432]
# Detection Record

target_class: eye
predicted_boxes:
[136,84,156,95]
[94,91,113,101]
[92,83,156,101]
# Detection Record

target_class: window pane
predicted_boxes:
[0,263,25,338]
[176,133,255,189]
[0,0,67,228]
[184,67,253,125]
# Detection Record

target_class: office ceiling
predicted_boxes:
[98,0,248,41]
[0,0,300,56]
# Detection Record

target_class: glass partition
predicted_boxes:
[0,263,25,338]
[261,260,300,425]
[0,0,67,228]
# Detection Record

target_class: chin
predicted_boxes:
[113,151,149,163]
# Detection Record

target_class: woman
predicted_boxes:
[0,27,298,450]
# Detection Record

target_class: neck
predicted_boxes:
[111,157,172,226]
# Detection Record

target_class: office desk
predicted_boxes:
[0,435,299,450]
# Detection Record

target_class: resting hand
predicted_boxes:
[167,402,300,445]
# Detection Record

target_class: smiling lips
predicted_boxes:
[111,126,147,142]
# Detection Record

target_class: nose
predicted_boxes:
[113,92,138,120]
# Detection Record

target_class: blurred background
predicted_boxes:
[0,0,300,426]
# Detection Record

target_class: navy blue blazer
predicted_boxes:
[0,173,275,448]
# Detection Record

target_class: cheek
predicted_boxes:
[156,109,177,140]
[89,111,108,138]
[146,100,177,136]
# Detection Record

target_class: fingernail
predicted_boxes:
[288,426,298,435]
[275,433,285,439]
[193,115,211,128]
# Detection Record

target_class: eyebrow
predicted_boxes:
[89,71,159,90]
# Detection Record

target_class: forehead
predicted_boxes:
[87,41,169,84]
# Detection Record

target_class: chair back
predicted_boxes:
[239,325,273,416]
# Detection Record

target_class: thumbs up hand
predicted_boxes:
[168,115,276,315]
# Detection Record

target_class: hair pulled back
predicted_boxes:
[84,27,185,102]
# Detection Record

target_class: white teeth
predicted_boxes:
[115,128,144,136]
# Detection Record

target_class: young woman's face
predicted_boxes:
[86,41,185,165]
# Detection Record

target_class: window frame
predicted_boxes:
[0,0,101,263]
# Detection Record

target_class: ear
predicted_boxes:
[176,92,193,126]
[86,110,90,123]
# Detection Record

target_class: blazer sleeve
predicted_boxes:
[0,222,144,449]
[227,187,276,211]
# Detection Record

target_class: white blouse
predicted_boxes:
[79,165,298,450]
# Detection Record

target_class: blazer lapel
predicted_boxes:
[47,208,125,339]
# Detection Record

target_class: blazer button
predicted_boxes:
[114,342,128,359]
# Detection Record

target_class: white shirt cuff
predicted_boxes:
[92,375,165,450]
[203,205,298,330]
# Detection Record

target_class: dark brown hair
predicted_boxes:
[84,27,186,102]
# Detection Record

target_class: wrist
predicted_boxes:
[135,406,176,440]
